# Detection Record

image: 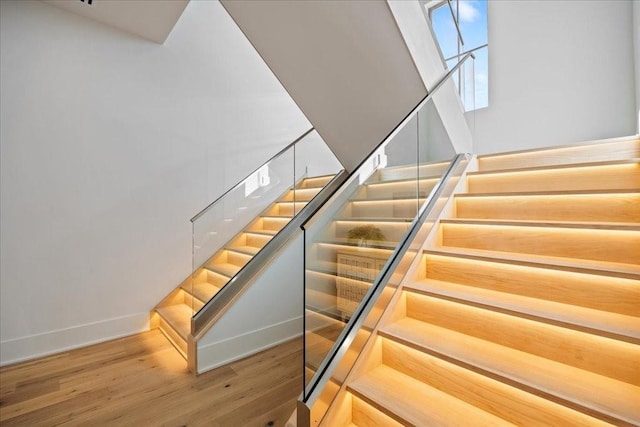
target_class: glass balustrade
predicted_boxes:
[299,53,475,424]
[190,130,343,319]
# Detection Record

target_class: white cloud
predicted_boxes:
[458,1,480,23]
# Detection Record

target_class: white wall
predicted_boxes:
[0,0,310,365]
[221,0,428,172]
[472,0,637,155]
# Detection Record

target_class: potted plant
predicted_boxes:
[347,224,386,247]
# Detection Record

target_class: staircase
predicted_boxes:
[304,161,452,378]
[151,174,336,359]
[320,136,640,426]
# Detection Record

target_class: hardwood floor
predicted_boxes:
[0,331,302,426]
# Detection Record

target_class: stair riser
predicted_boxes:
[158,318,188,357]
[244,233,271,248]
[424,254,640,316]
[266,202,305,217]
[205,270,230,288]
[333,221,410,243]
[359,180,436,200]
[183,293,204,312]
[352,395,404,427]
[478,138,640,172]
[348,200,420,219]
[374,163,449,182]
[312,244,391,271]
[456,193,640,222]
[302,175,334,188]
[440,223,640,264]
[225,250,252,267]
[467,163,640,194]
[381,338,606,425]
[261,217,288,232]
[405,292,640,385]
[281,188,320,202]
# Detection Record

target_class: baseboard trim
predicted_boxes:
[0,312,150,366]
[197,316,302,374]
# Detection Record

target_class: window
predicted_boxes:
[427,0,488,111]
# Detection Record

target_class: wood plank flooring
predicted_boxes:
[0,330,302,426]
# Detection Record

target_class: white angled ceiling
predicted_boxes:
[43,0,190,44]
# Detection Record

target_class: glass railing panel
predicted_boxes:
[191,130,344,318]
[191,148,295,312]
[302,94,462,396]
[300,53,474,423]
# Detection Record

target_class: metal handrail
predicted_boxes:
[444,43,487,62]
[190,127,315,223]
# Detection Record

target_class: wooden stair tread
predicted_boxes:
[156,304,192,341]
[204,262,240,277]
[190,282,221,303]
[379,339,614,426]
[226,245,260,256]
[405,278,640,340]
[300,174,336,189]
[381,317,640,424]
[441,218,640,231]
[316,240,398,253]
[455,189,640,197]
[364,175,441,186]
[245,228,278,236]
[424,247,640,279]
[467,158,640,176]
[335,216,414,223]
[348,365,510,426]
[349,196,427,203]
[454,191,640,223]
[477,135,640,172]
[477,135,639,159]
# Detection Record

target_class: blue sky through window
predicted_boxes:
[430,0,488,110]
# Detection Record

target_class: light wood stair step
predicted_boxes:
[477,135,640,172]
[300,174,336,189]
[424,247,640,280]
[335,216,414,223]
[226,245,260,256]
[378,337,614,426]
[266,201,308,217]
[346,198,424,219]
[380,295,640,424]
[280,187,322,202]
[333,219,411,243]
[348,365,511,426]
[204,263,240,278]
[405,278,640,341]
[358,177,439,199]
[422,251,640,319]
[156,304,192,357]
[372,161,450,182]
[182,281,221,304]
[349,395,403,427]
[455,191,640,222]
[439,219,640,265]
[467,159,640,193]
